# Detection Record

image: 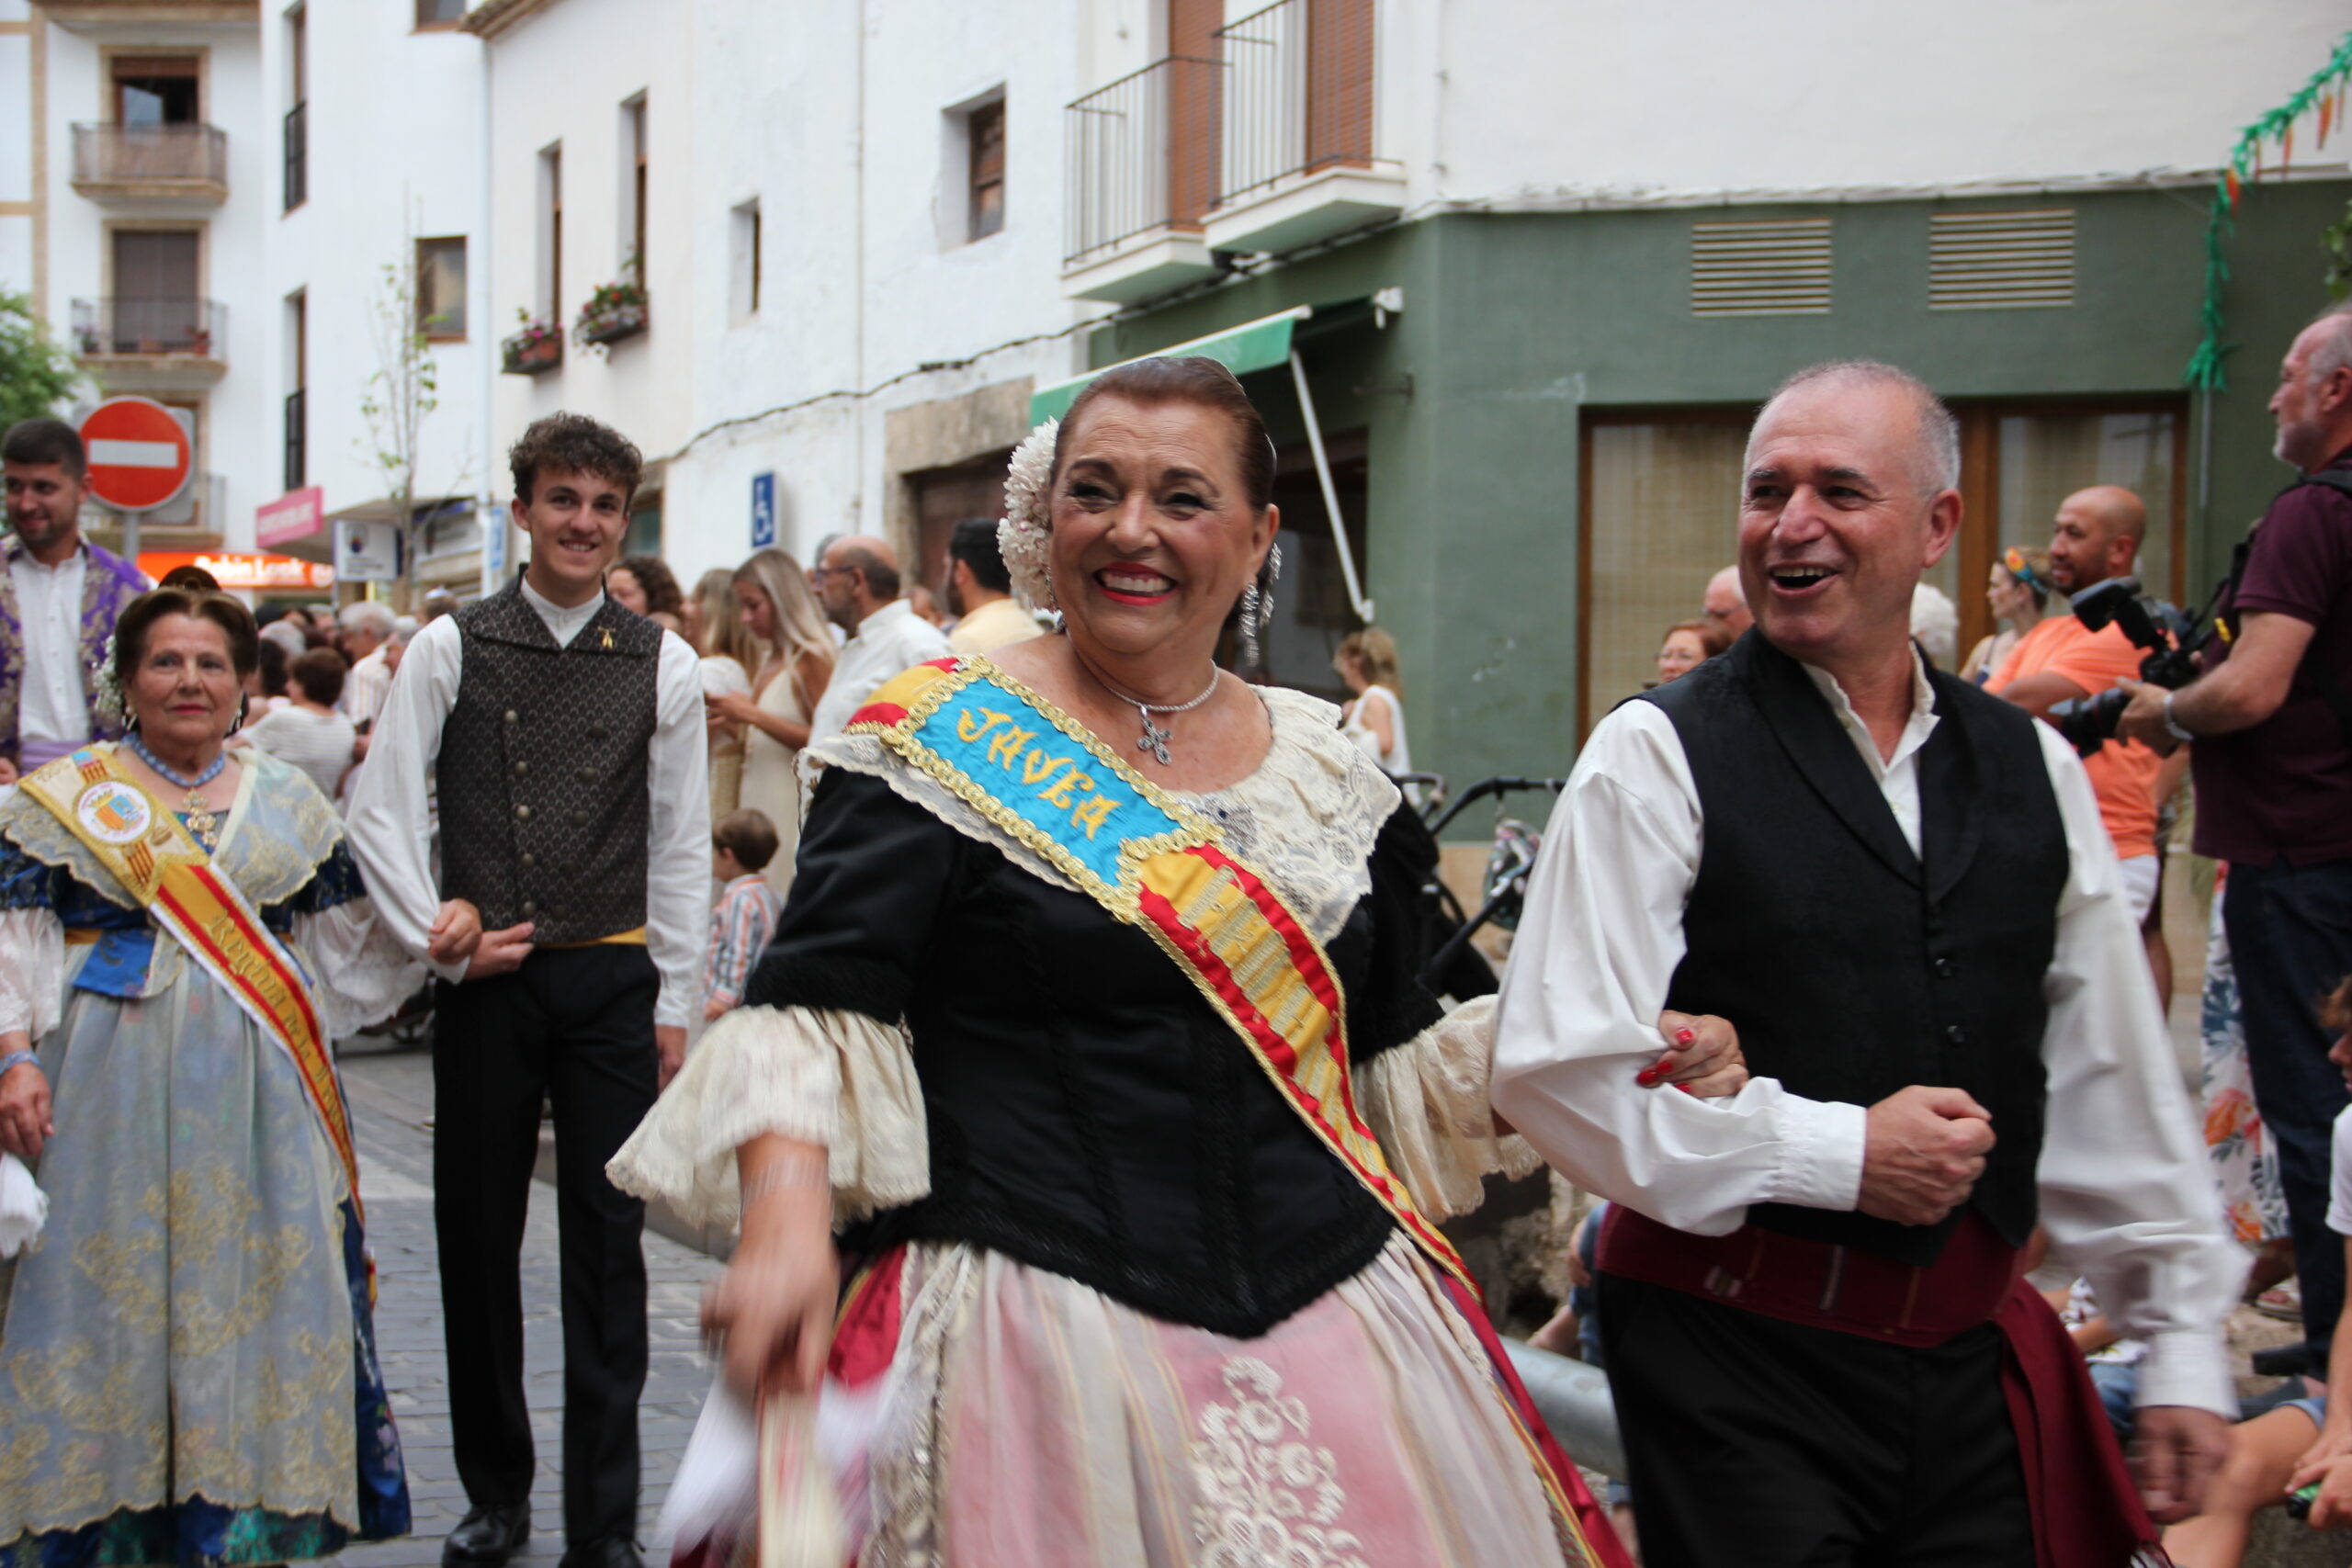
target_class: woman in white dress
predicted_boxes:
[704,548,834,895]
[1335,626,1411,779]
[693,568,761,823]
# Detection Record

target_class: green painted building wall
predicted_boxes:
[1090,180,2352,812]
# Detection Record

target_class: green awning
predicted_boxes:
[1028,305,1313,424]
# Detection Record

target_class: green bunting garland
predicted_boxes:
[2186,30,2352,392]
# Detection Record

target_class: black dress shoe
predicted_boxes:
[559,1538,643,1568]
[443,1503,531,1567]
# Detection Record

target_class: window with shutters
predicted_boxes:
[968,99,1006,242]
[417,236,468,340]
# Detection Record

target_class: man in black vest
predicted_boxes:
[1493,362,2237,1566]
[350,413,709,1568]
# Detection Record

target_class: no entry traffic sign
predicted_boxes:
[79,397,192,512]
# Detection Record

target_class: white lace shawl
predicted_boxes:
[606,683,1538,1230]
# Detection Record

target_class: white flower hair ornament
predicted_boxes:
[90,634,128,728]
[999,417,1060,614]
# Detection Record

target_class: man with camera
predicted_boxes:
[2121,300,2352,1378]
[1986,486,2167,925]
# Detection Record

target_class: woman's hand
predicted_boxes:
[2291,1427,2352,1527]
[1645,1010,1748,1099]
[0,1058,54,1161]
[705,1137,839,1398]
[707,691,757,726]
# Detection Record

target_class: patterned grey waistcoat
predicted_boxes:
[439,580,662,944]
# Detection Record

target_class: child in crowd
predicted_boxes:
[703,808,786,1023]
[2161,978,2352,1567]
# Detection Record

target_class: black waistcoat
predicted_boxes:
[439,581,662,944]
[1641,633,2068,1265]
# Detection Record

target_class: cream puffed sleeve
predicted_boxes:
[606,1001,928,1231]
[0,908,67,1043]
[1355,996,1545,1221]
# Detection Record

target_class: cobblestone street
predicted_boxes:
[334,1036,725,1568]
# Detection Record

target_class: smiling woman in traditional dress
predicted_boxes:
[0,586,413,1565]
[612,356,1745,1567]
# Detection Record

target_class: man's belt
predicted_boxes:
[1597,1202,2020,1347]
[537,925,649,950]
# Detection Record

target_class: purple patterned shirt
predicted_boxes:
[0,535,152,768]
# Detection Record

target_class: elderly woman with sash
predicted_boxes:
[0,586,413,1565]
[612,357,1745,1566]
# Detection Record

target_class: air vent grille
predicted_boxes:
[1690,219,1833,317]
[1929,209,2075,310]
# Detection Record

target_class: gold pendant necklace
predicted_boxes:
[181,790,220,852]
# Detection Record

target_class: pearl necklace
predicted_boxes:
[127,732,229,852]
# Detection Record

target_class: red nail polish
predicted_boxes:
[1676,1083,1696,1096]
[1676,1028,1697,1045]
[1636,1067,1661,1086]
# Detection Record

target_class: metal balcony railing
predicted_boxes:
[1063,55,1223,265]
[71,121,228,190]
[71,298,226,358]
[284,387,307,492]
[1216,0,1375,205]
[283,101,308,211]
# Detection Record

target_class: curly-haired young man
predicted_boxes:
[349,412,709,1568]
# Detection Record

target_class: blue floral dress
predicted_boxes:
[0,748,413,1567]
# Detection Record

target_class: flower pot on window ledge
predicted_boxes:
[501,321,563,375]
[575,299,647,348]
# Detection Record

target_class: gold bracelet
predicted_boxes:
[739,1151,829,1209]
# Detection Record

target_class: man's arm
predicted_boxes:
[1991,671,2090,720]
[646,631,715,1042]
[2119,610,2317,751]
[1489,704,1868,1235]
[345,616,466,978]
[2024,721,2238,1509]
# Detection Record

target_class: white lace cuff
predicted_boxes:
[0,907,64,1043]
[293,899,426,1042]
[607,1003,929,1231]
[1358,996,1544,1222]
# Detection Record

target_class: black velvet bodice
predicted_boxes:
[743,766,1443,1338]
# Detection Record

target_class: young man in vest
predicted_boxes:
[1492,362,2238,1566]
[349,413,709,1568]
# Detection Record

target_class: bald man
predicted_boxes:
[1702,564,1752,639]
[805,533,952,745]
[1984,486,2166,924]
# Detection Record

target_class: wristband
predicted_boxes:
[0,1050,38,1077]
[2162,692,2196,744]
[739,1151,829,1208]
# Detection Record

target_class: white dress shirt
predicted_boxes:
[346,578,711,1028]
[11,547,89,746]
[1491,652,2241,1417]
[340,645,393,728]
[807,597,954,746]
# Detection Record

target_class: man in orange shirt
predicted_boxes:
[1986,485,2165,923]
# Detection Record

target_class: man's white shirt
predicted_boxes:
[807,597,954,746]
[11,546,88,746]
[346,580,711,1028]
[1490,652,2242,1417]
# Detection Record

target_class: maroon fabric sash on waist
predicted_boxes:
[1598,1205,2167,1567]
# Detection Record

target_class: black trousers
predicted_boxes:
[1598,1271,2034,1568]
[434,945,659,1545]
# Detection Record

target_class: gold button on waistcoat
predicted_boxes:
[514,760,529,776]
[518,852,536,869]
[503,710,519,726]
[514,804,532,821]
